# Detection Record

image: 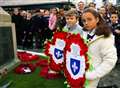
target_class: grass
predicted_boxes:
[0,56,66,88]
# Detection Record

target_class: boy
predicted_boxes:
[63,9,83,35]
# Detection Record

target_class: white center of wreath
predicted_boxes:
[49,39,66,64]
[66,43,86,79]
[70,44,81,57]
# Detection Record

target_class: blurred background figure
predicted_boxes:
[56,8,66,31]
[48,7,58,39]
[110,12,120,63]
[77,1,85,27]
[99,6,110,23]
[49,7,58,31]
[31,9,45,49]
[12,8,24,46]
[22,12,33,49]
[88,2,96,9]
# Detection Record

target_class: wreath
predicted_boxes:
[15,64,36,74]
[17,51,39,62]
[44,32,68,72]
[64,34,89,88]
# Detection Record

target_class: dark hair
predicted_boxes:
[83,8,111,37]
[35,9,40,13]
[110,12,118,17]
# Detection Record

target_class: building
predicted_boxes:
[0,0,75,10]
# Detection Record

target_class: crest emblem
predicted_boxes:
[70,58,80,75]
[54,48,63,60]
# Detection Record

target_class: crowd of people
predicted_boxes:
[10,1,120,61]
[11,7,66,49]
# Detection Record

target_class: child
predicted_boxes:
[49,7,58,31]
[63,9,83,35]
[81,8,117,88]
[110,12,120,63]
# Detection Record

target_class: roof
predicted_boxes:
[0,0,68,6]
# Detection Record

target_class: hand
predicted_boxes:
[115,29,120,34]
[85,70,98,80]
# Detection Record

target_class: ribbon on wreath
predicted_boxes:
[64,34,89,88]
[44,32,68,72]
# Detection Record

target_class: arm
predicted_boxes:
[86,35,117,80]
[49,15,57,30]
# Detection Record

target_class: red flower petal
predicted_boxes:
[35,59,48,67]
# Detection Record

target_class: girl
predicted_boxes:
[82,8,117,88]
[49,7,58,31]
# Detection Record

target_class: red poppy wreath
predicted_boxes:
[44,32,68,72]
[64,34,89,88]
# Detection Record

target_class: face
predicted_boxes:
[51,8,57,14]
[44,10,49,16]
[40,9,45,16]
[27,13,32,20]
[59,9,64,15]
[89,3,96,8]
[78,2,84,10]
[110,14,118,23]
[14,9,19,15]
[99,7,106,15]
[82,12,99,31]
[65,15,78,27]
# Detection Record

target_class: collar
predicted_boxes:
[66,22,79,31]
[86,29,96,41]
[83,29,104,45]
[87,29,96,36]
[87,35,104,46]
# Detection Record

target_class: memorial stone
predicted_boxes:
[0,7,18,75]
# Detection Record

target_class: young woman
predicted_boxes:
[81,8,117,88]
[49,7,58,31]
